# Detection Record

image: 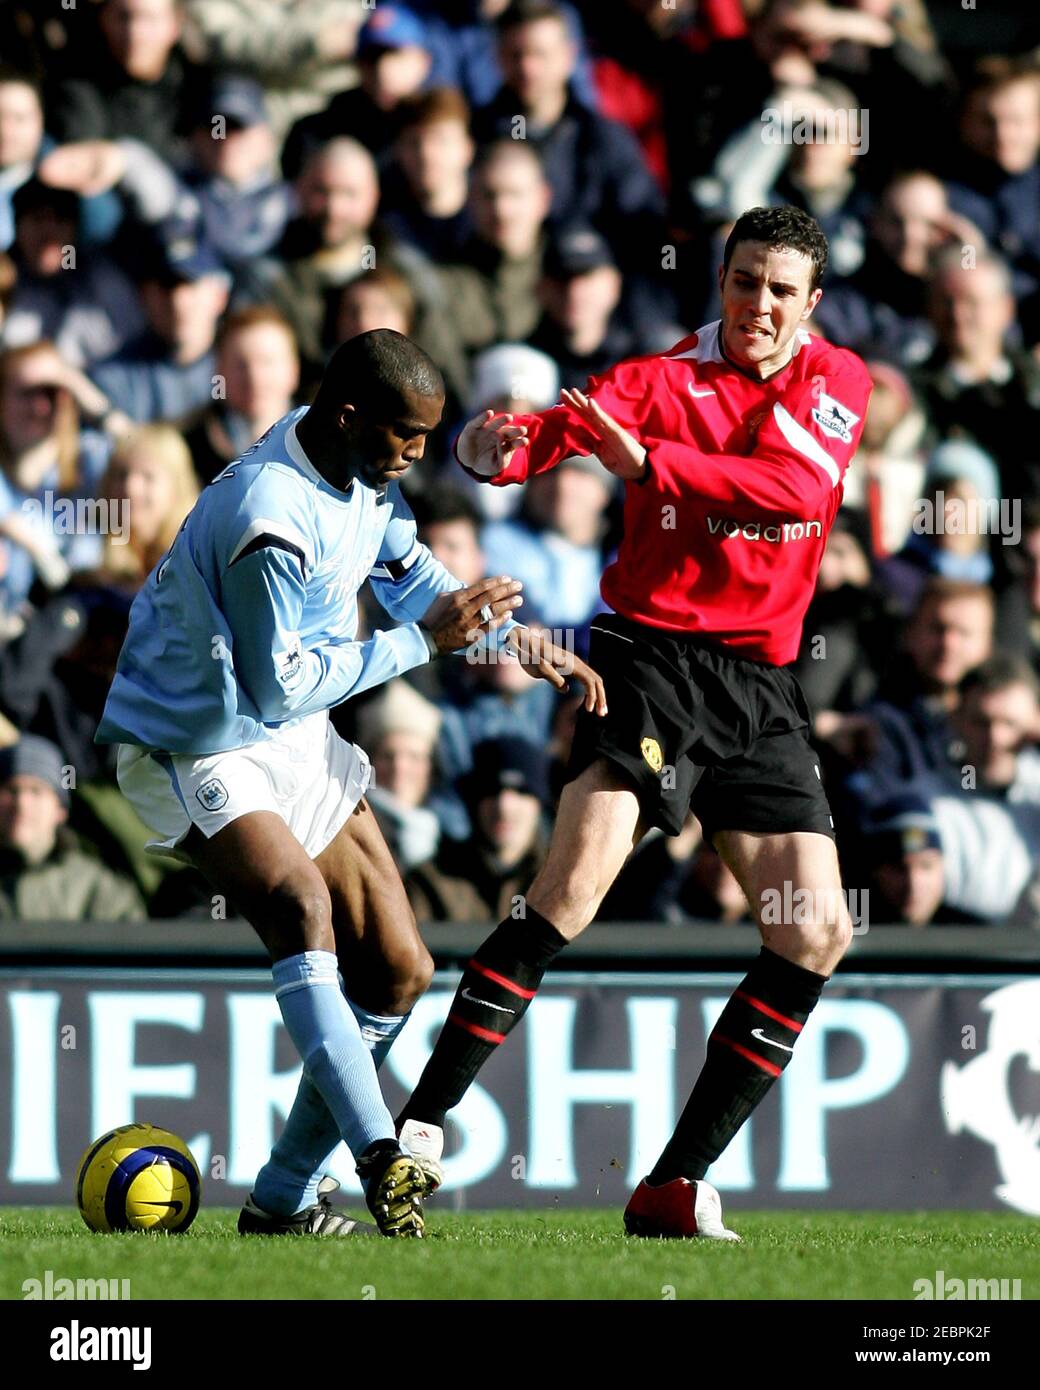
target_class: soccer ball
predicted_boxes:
[75,1123,201,1234]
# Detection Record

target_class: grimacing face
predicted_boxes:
[718,241,822,379]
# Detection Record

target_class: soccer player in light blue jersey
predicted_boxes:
[96,329,605,1237]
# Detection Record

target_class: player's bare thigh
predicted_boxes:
[713,828,853,975]
[312,796,433,1016]
[180,812,333,962]
[525,757,645,939]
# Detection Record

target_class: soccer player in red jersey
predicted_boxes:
[397,206,874,1239]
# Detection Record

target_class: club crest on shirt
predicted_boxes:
[641,737,664,773]
[745,408,768,442]
[196,779,229,811]
[811,392,859,444]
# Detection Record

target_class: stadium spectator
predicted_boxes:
[833,579,995,805]
[332,268,416,351]
[437,141,553,354]
[179,0,364,147]
[95,425,199,589]
[474,0,666,262]
[408,0,597,113]
[482,454,614,636]
[945,58,1040,311]
[952,654,1040,795]
[2,177,146,368]
[994,499,1040,673]
[45,0,209,168]
[179,306,300,485]
[813,170,987,368]
[0,68,46,252]
[35,77,291,297]
[411,486,485,587]
[177,75,293,281]
[356,678,442,871]
[577,0,746,197]
[791,509,889,718]
[406,736,549,922]
[913,247,1040,500]
[379,88,476,263]
[404,486,488,708]
[0,341,128,616]
[907,657,1040,925]
[281,4,435,179]
[875,441,1003,616]
[434,623,559,799]
[256,138,464,397]
[764,79,870,280]
[89,223,231,422]
[0,733,145,919]
[860,793,949,926]
[527,225,633,385]
[840,359,927,558]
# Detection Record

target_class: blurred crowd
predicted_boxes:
[0,0,1038,929]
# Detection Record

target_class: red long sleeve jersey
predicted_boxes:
[470,321,873,665]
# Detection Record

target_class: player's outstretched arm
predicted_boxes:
[455,360,648,488]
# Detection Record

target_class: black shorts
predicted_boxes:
[566,613,835,840]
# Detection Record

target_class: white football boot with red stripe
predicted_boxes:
[624,1177,742,1241]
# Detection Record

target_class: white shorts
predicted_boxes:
[116,710,372,861]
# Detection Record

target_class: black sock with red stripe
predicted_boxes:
[648,947,826,1185]
[398,908,568,1129]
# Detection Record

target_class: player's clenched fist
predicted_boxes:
[421,575,523,654]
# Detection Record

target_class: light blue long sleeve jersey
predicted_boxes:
[97,406,510,754]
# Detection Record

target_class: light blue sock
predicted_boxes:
[345,997,410,1070]
[253,950,394,1216]
[253,970,409,1217]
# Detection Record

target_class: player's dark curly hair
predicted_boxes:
[723,207,829,292]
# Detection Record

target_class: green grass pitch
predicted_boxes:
[1,1209,1037,1300]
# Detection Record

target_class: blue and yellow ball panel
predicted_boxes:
[75,1123,202,1233]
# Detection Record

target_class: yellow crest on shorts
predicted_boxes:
[640,737,663,773]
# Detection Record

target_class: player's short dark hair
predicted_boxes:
[410,485,481,534]
[722,206,829,293]
[959,652,1040,704]
[316,328,444,419]
[497,1,569,37]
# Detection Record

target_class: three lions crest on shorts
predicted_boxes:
[196,778,229,811]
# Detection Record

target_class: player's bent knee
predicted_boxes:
[262,880,334,958]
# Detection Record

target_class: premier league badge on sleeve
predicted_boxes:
[196,778,229,811]
[812,392,860,444]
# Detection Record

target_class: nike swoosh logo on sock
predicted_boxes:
[461,987,516,1015]
[751,1027,794,1053]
